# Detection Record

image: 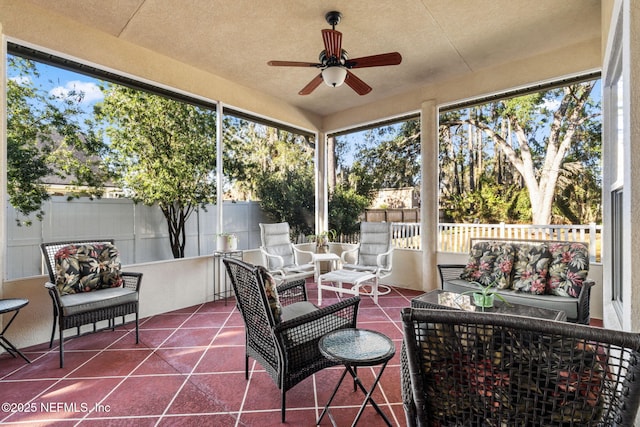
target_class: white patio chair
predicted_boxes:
[259,222,315,283]
[341,221,394,276]
[334,221,394,298]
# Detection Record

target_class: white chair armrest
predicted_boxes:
[376,248,394,273]
[260,247,285,269]
[340,245,359,263]
[292,245,314,265]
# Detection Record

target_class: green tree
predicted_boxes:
[349,119,421,191]
[224,120,316,236]
[7,55,108,225]
[439,81,601,224]
[256,168,315,237]
[96,85,217,258]
[328,186,370,237]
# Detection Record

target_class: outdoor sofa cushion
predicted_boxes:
[444,278,582,321]
[461,240,589,297]
[548,242,590,297]
[511,243,551,294]
[460,241,515,289]
[54,243,123,295]
[58,286,138,317]
[258,266,283,323]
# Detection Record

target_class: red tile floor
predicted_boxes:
[0,283,424,426]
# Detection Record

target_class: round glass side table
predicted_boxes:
[317,328,395,426]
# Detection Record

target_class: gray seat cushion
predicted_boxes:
[60,287,138,316]
[280,301,317,322]
[443,278,579,321]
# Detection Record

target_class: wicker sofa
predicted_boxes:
[438,238,594,324]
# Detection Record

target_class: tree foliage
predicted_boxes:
[224,120,316,237]
[335,120,421,192]
[328,186,370,236]
[439,81,601,224]
[96,85,217,258]
[6,55,109,225]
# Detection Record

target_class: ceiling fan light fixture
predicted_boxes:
[322,66,347,87]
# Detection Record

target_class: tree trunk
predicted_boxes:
[459,83,595,224]
[161,202,193,258]
[327,136,336,194]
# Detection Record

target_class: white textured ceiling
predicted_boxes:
[21,0,601,117]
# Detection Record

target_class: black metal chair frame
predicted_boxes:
[40,240,142,368]
[401,307,640,427]
[223,257,360,422]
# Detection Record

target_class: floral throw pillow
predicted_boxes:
[461,242,515,289]
[547,242,589,298]
[512,244,551,294]
[258,266,282,323]
[54,243,123,295]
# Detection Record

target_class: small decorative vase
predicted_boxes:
[217,234,238,252]
[473,292,494,308]
[317,236,329,253]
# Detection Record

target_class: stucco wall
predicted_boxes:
[2,247,428,352]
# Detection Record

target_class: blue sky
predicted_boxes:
[8,56,103,107]
[9,54,601,169]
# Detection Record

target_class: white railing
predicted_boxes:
[391,222,422,249]
[391,222,602,262]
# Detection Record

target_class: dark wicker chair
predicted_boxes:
[401,307,640,427]
[41,240,142,368]
[223,258,360,422]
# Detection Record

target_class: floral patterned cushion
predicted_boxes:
[461,242,515,289]
[547,242,589,298]
[258,266,282,323]
[54,243,123,295]
[512,244,551,294]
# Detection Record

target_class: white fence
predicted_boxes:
[391,222,602,261]
[6,196,271,280]
[6,198,602,280]
[437,222,601,261]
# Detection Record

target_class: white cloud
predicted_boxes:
[542,98,561,111]
[9,75,31,85]
[50,80,103,104]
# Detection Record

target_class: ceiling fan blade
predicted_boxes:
[344,71,372,95]
[321,29,342,59]
[346,52,402,68]
[299,74,323,95]
[268,60,321,67]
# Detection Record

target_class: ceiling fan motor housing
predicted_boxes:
[325,11,342,28]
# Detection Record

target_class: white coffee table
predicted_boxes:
[311,252,341,282]
[317,269,379,305]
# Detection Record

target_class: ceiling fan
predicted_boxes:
[267,11,402,96]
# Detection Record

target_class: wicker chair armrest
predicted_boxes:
[576,279,595,324]
[121,271,143,292]
[44,281,64,307]
[437,264,466,288]
[277,279,308,305]
[275,296,360,339]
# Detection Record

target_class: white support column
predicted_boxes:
[316,131,327,234]
[1,31,7,298]
[216,101,224,234]
[421,100,438,292]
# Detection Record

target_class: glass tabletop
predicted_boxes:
[411,290,567,321]
[0,298,29,315]
[319,328,395,366]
